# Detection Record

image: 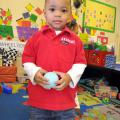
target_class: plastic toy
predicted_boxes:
[11,84,24,94]
[0,84,2,94]
[44,72,59,89]
[1,83,24,94]
[2,84,12,94]
[94,85,118,99]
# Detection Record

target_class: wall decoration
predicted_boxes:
[0,25,14,38]
[16,26,38,42]
[83,0,116,33]
[21,20,31,27]
[97,32,108,45]
[22,12,30,19]
[25,3,34,12]
[0,8,12,26]
[35,7,43,15]
[30,14,38,22]
[15,3,44,42]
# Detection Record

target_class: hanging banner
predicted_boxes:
[0,40,25,55]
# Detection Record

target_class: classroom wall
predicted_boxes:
[0,0,120,76]
[74,0,120,63]
[0,0,45,37]
[105,0,120,63]
[115,0,120,62]
[0,0,45,76]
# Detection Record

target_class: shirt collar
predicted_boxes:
[41,25,72,35]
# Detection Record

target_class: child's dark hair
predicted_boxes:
[45,0,71,6]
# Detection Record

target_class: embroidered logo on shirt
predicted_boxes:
[60,37,75,45]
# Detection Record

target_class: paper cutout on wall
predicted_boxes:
[86,28,91,34]
[91,29,97,36]
[0,35,2,39]
[16,26,38,42]
[16,3,44,29]
[22,12,30,19]
[35,7,43,15]
[6,9,11,16]
[30,14,38,22]
[16,18,24,26]
[0,8,12,25]
[22,20,31,27]
[0,17,3,25]
[0,25,14,38]
[16,18,31,27]
[25,3,34,12]
[97,36,108,45]
[97,32,108,45]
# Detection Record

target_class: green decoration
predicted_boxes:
[0,25,14,38]
[30,14,38,22]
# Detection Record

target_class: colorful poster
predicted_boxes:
[83,0,116,33]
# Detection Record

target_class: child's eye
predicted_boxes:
[49,8,55,12]
[62,9,68,13]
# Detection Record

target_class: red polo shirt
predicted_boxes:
[22,25,86,110]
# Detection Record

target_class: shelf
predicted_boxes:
[82,64,120,91]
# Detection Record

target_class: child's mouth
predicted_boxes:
[53,20,62,24]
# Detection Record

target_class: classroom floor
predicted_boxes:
[0,84,80,120]
[0,83,120,120]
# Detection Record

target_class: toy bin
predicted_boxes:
[0,66,17,82]
[85,50,114,67]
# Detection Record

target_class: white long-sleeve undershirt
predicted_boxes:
[23,62,86,88]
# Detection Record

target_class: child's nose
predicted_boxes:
[54,11,61,17]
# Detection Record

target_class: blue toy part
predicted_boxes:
[44,72,59,89]
[2,84,12,94]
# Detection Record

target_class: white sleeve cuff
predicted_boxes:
[67,64,86,88]
[23,62,41,85]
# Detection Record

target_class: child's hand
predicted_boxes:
[34,69,49,88]
[54,71,72,91]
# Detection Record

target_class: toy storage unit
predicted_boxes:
[84,50,116,68]
[0,66,17,82]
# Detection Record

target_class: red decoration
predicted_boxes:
[35,7,43,15]
[0,35,3,40]
[97,36,108,45]
[6,35,12,40]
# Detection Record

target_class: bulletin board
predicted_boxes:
[82,0,116,33]
[0,0,45,41]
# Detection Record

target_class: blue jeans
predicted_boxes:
[29,107,75,120]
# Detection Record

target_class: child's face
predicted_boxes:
[44,0,71,30]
